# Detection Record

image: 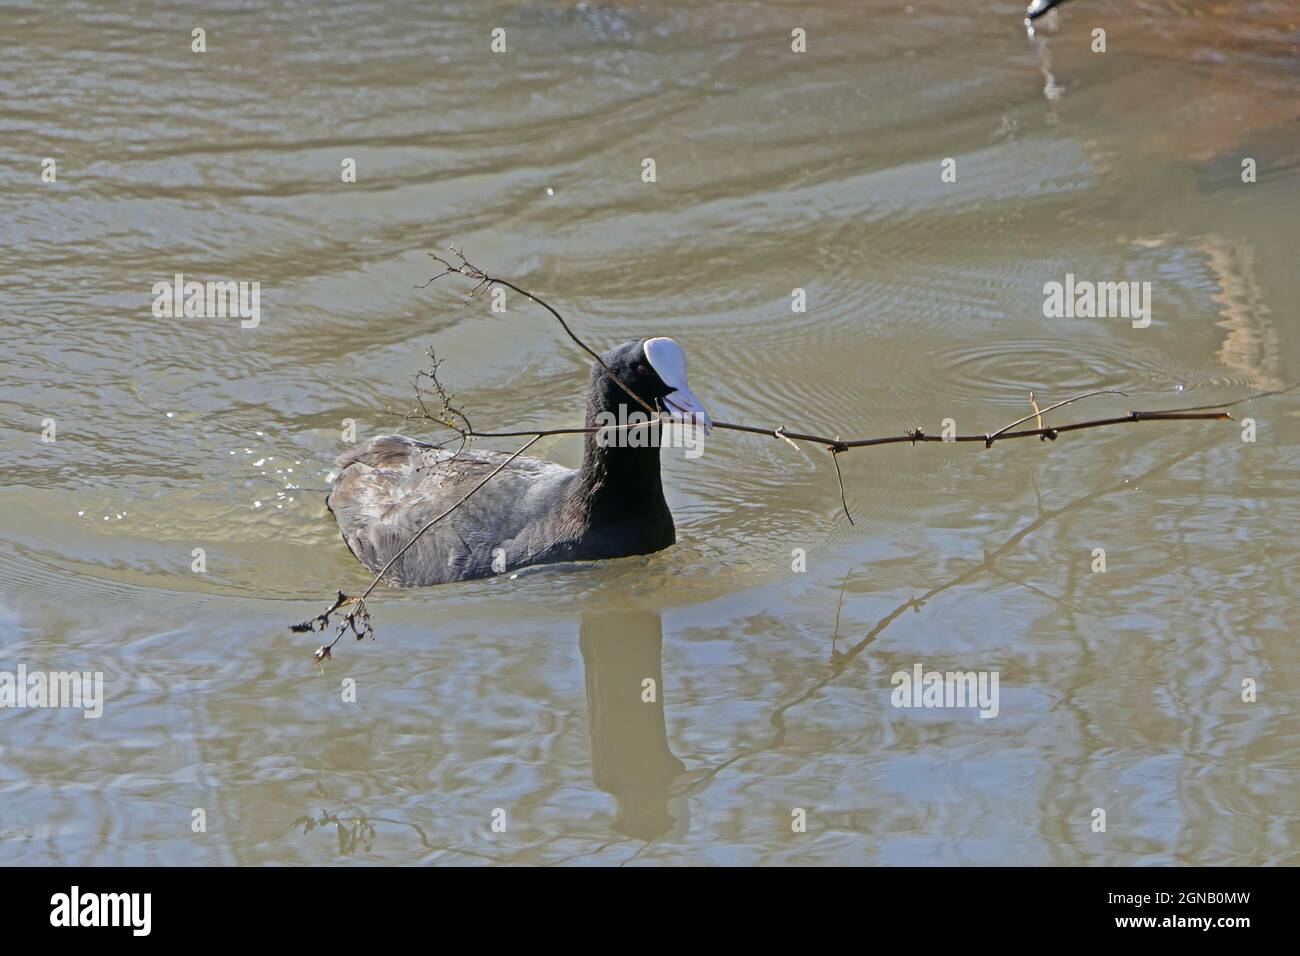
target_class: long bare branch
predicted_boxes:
[291,250,1292,659]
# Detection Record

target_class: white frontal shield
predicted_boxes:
[644,337,712,432]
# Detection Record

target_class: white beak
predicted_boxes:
[663,384,712,431]
[644,336,712,432]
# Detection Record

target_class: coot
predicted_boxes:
[327,337,710,586]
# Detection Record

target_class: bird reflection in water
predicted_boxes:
[579,610,687,842]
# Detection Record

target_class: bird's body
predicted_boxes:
[327,436,673,586]
[326,338,709,587]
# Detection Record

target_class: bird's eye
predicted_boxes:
[635,363,651,377]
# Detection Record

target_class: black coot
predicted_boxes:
[327,337,711,586]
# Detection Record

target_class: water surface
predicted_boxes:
[1,0,1297,864]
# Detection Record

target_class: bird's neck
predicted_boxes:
[573,426,668,518]
[553,386,675,557]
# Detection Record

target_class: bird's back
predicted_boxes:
[327,435,577,586]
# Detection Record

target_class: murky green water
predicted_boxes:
[1,0,1297,864]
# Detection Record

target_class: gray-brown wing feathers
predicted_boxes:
[327,435,575,586]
